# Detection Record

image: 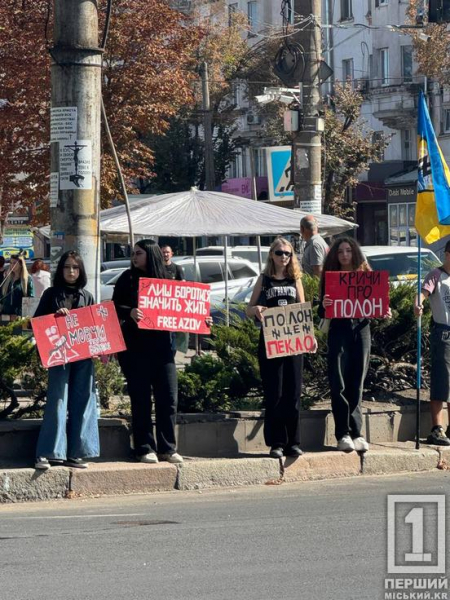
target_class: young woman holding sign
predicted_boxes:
[34,251,99,470]
[320,237,376,453]
[247,237,305,459]
[112,239,183,464]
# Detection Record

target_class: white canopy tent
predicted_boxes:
[100,188,356,238]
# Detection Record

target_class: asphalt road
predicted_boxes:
[1,472,449,600]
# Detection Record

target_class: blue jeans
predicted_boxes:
[36,359,100,460]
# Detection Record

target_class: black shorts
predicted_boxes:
[430,326,450,402]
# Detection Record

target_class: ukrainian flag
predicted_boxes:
[415,91,450,243]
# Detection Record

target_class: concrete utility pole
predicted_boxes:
[200,62,215,191]
[50,0,102,299]
[292,0,323,213]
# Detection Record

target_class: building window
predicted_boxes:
[228,3,238,26]
[380,48,389,85]
[375,0,388,6]
[342,58,354,85]
[389,203,416,246]
[444,108,450,133]
[372,131,385,160]
[254,148,267,177]
[401,129,412,160]
[340,0,353,20]
[401,46,413,83]
[247,1,258,31]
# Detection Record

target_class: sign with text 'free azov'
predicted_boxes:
[262,302,317,359]
[325,270,389,319]
[138,278,211,334]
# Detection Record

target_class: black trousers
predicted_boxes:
[258,336,303,449]
[118,350,178,456]
[327,321,371,441]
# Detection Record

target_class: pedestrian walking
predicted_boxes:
[112,239,183,464]
[34,251,100,470]
[414,240,450,446]
[246,237,305,459]
[319,237,389,453]
[30,259,51,299]
[1,254,34,317]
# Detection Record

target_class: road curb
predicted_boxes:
[176,458,281,490]
[0,468,70,503]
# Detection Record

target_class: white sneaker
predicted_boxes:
[337,435,355,452]
[137,452,159,464]
[353,437,369,452]
[35,457,50,470]
[159,452,184,464]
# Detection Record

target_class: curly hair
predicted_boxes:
[263,237,302,281]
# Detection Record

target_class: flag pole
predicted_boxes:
[415,236,422,450]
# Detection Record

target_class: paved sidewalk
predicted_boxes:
[0,442,448,504]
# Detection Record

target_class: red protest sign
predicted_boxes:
[31,301,126,368]
[137,278,210,334]
[325,270,389,319]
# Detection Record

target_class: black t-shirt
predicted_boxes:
[165,262,183,281]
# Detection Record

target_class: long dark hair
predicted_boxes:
[320,236,370,290]
[53,251,87,289]
[133,239,167,279]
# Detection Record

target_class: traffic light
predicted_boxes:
[428,0,450,23]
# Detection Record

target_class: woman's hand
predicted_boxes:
[253,305,267,322]
[414,303,423,317]
[55,308,70,316]
[322,294,333,309]
[205,316,213,328]
[384,307,392,319]
[130,308,144,323]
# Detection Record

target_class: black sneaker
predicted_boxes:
[284,445,304,457]
[269,447,284,459]
[65,458,89,469]
[426,426,450,447]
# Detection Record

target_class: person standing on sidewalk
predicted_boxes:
[414,240,450,446]
[300,215,329,278]
[30,259,51,299]
[34,251,100,470]
[161,245,183,281]
[319,237,386,454]
[246,237,305,459]
[112,239,183,464]
[1,254,34,317]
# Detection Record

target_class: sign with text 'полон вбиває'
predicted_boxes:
[325,270,389,319]
[32,301,126,368]
[137,278,211,335]
[262,302,317,359]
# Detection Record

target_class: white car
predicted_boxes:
[196,245,269,272]
[361,246,440,283]
[100,256,259,302]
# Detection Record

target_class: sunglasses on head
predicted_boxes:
[274,250,292,257]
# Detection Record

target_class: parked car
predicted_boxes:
[100,259,131,272]
[100,256,259,302]
[361,246,440,282]
[196,245,269,272]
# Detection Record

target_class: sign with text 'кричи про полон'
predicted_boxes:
[262,302,317,359]
[32,301,126,368]
[325,270,389,319]
[137,278,211,334]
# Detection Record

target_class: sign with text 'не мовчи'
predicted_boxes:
[262,302,317,359]
[325,270,389,319]
[31,301,126,368]
[138,278,211,334]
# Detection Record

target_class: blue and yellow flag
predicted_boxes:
[416,91,450,243]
